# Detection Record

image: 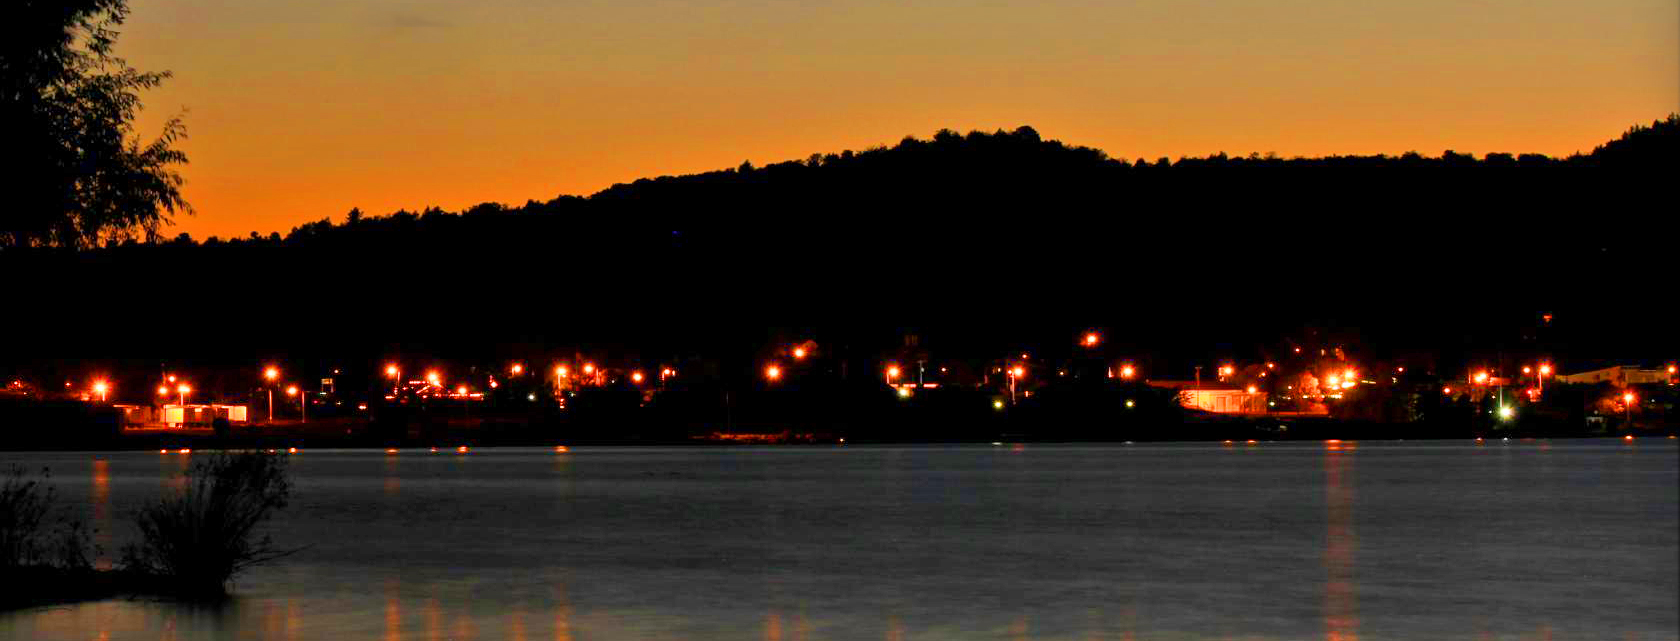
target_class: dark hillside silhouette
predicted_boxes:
[3,118,1676,378]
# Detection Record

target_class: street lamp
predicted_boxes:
[1008,365,1025,404]
[92,380,108,402]
[766,365,781,381]
[176,383,190,407]
[286,385,305,422]
[510,363,523,376]
[1120,364,1136,379]
[1083,332,1100,347]
[631,371,645,384]
[792,347,807,360]
[885,365,900,386]
[264,366,279,421]
[1622,391,1635,424]
[426,371,441,387]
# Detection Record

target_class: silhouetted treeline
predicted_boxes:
[4,118,1676,378]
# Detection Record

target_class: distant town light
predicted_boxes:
[993,400,1005,410]
[1125,399,1135,408]
[1246,385,1257,394]
[386,364,399,377]
[1522,366,1532,375]
[1011,366,1025,378]
[793,347,807,359]
[1084,332,1100,347]
[886,365,900,380]
[167,375,176,383]
[511,363,523,375]
[286,386,298,396]
[557,365,569,377]
[457,385,468,395]
[1443,387,1452,394]
[1473,371,1489,384]
[1120,365,1135,379]
[157,386,168,396]
[264,366,279,381]
[631,371,644,384]
[426,371,441,385]
[1622,392,1635,403]
[176,384,190,394]
[897,388,911,398]
[582,363,595,375]
[766,365,781,381]
[1497,406,1514,421]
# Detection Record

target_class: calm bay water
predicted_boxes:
[3,439,1676,641]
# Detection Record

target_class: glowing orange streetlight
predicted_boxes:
[886,365,901,383]
[766,365,782,381]
[1245,385,1257,394]
[386,364,400,378]
[167,375,176,384]
[556,365,569,377]
[1083,332,1100,347]
[582,363,594,375]
[792,347,807,360]
[631,371,644,384]
[1007,365,1026,404]
[175,383,191,406]
[157,385,169,396]
[1522,366,1532,375]
[263,366,281,422]
[92,380,108,402]
[426,371,441,386]
[510,363,524,376]
[286,384,306,422]
[456,385,468,396]
[1622,391,1636,423]
[1120,364,1135,379]
[1473,371,1489,384]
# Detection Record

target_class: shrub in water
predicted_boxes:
[0,467,54,568]
[124,452,293,595]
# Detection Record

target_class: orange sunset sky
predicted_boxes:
[121,0,1678,240]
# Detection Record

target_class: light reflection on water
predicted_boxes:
[3,440,1677,641]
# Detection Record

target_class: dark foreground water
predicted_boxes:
[2,439,1676,641]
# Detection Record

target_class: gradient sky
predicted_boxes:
[122,0,1678,240]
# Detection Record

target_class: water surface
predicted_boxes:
[3,439,1676,640]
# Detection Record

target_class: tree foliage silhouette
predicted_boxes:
[2,0,189,249]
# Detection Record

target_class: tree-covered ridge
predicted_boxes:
[78,115,1674,249]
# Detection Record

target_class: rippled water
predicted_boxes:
[3,439,1676,641]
